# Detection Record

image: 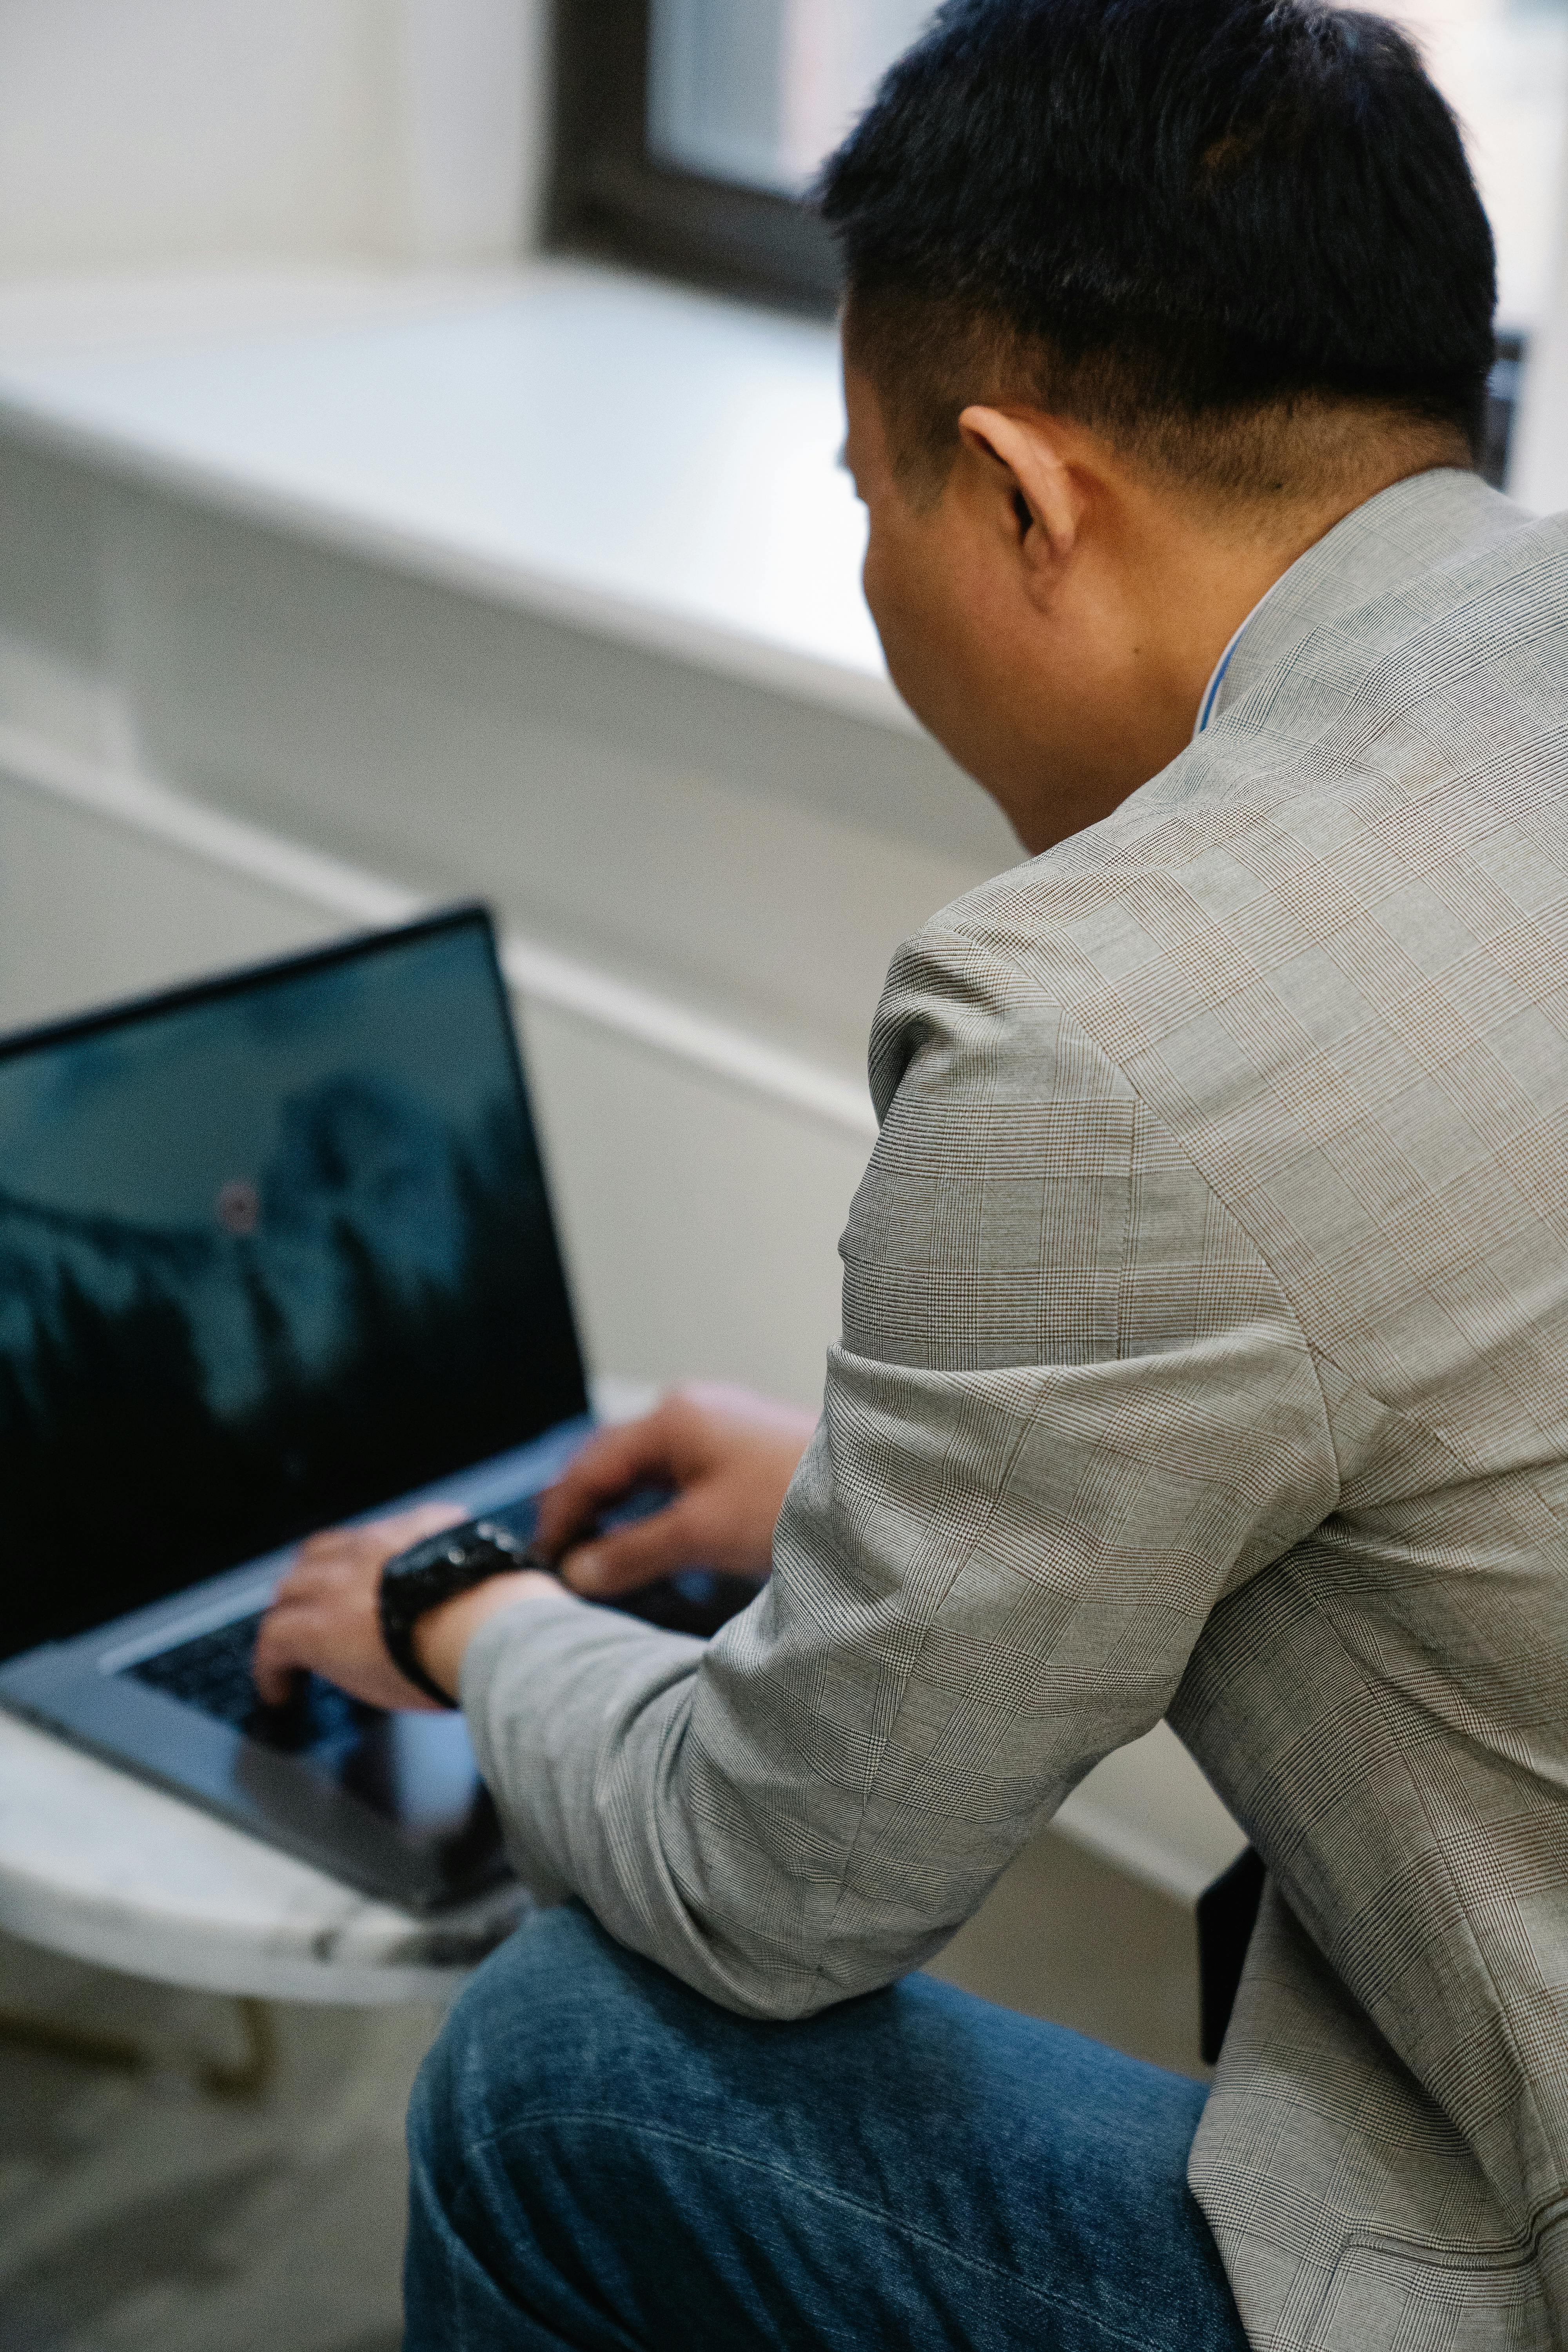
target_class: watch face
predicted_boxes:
[388,1521,526,1599]
[379,1518,531,1708]
[407,1533,477,1578]
[464,1525,527,1575]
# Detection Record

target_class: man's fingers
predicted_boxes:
[561,1492,714,1598]
[534,1413,683,1555]
[251,1610,305,1706]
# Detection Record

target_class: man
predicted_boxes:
[255,0,1568,2345]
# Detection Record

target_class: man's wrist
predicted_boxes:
[411,1569,564,1702]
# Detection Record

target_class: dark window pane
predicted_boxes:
[648,0,933,196]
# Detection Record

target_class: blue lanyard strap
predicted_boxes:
[1194,627,1245,736]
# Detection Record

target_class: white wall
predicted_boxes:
[0,0,549,277]
[1513,156,1568,515]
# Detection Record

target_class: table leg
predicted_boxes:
[0,1992,278,2101]
[200,1996,278,2101]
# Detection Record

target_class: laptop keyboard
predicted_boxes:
[129,1612,268,1724]
[124,1612,366,1751]
[121,1488,760,1749]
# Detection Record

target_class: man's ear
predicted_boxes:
[958,405,1088,588]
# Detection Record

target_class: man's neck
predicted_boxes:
[1002,447,1473,856]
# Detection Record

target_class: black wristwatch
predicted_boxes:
[378,1519,535,1707]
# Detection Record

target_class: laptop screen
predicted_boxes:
[0,908,588,1662]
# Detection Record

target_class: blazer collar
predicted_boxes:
[1201,466,1526,738]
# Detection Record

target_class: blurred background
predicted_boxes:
[0,0,1561,332]
[0,6,1563,2348]
[646,0,1565,332]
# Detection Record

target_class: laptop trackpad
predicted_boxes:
[127,1612,487,1841]
[257,1685,482,1837]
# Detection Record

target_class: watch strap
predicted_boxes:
[377,1518,534,1706]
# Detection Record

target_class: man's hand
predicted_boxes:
[252,1384,817,1710]
[252,1504,555,1711]
[533,1384,818,1601]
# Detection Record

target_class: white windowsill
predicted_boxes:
[0,259,907,732]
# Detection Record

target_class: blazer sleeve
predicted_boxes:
[461,917,1340,2019]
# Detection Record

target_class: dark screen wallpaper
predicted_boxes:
[0,919,586,1661]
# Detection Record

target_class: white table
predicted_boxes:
[0,1708,527,2009]
[0,1379,659,2018]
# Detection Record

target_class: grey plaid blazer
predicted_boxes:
[466,467,1568,2352]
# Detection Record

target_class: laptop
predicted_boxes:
[0,906,750,1912]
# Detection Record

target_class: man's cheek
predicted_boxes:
[861,556,924,690]
[875,616,933,720]
[870,598,960,739]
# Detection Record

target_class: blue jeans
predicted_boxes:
[405,1905,1247,2351]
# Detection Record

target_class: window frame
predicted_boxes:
[549,0,841,314]
[548,0,1521,487]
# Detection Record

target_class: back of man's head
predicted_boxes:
[820,0,1497,506]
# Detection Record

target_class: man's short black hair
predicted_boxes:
[819,0,1497,497]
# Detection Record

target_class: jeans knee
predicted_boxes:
[409,1902,650,2190]
[404,1911,622,2339]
